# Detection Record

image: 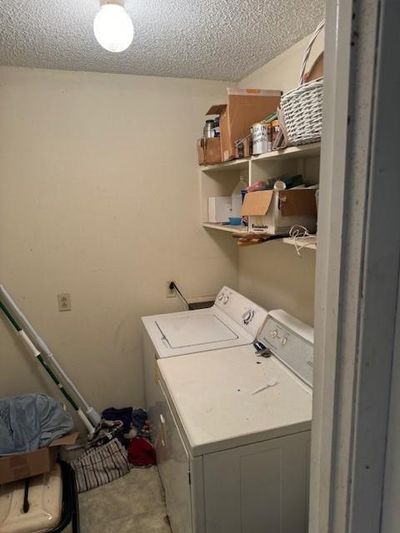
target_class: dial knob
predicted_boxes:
[271,329,278,338]
[223,295,230,304]
[217,293,224,301]
[281,336,288,346]
[242,309,255,325]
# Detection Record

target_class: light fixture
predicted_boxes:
[93,0,134,53]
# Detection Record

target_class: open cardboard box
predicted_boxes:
[197,137,222,165]
[207,89,281,162]
[0,432,79,484]
[241,189,317,235]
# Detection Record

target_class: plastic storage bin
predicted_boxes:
[0,461,79,533]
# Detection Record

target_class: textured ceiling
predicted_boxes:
[0,0,324,81]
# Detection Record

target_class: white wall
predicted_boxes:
[237,242,316,325]
[241,31,324,92]
[0,67,237,413]
[0,30,324,419]
[236,31,324,325]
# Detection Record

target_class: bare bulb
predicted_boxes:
[94,3,134,53]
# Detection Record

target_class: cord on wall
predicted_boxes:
[169,281,190,310]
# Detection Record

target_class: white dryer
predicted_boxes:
[156,310,313,533]
[142,286,268,428]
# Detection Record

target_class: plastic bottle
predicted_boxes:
[230,176,248,224]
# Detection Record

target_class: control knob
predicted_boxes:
[271,329,278,338]
[242,309,255,325]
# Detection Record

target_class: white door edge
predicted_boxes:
[310,0,400,532]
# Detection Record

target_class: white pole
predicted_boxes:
[0,285,101,427]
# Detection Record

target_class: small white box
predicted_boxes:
[208,196,232,223]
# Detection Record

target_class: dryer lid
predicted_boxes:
[156,313,238,349]
[158,346,312,456]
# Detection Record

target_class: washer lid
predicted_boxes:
[156,313,238,348]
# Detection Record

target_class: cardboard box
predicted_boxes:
[241,189,317,235]
[197,137,222,165]
[0,432,79,484]
[235,136,252,159]
[207,89,281,162]
[208,196,232,223]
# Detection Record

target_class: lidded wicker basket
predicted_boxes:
[280,20,324,146]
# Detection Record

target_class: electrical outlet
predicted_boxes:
[166,281,176,298]
[57,293,71,312]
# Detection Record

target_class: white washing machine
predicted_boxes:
[156,310,313,533]
[142,286,267,359]
[142,286,268,430]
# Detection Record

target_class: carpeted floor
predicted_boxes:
[79,467,172,533]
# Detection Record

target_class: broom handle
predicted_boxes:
[0,299,95,434]
[0,285,101,427]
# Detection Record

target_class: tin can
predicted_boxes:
[266,123,273,152]
[203,120,214,138]
[251,122,268,155]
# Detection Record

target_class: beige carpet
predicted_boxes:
[79,467,172,533]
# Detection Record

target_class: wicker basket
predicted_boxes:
[280,20,324,146]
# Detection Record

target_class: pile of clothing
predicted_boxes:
[101,406,155,467]
[0,393,73,455]
[0,394,156,494]
[70,406,156,492]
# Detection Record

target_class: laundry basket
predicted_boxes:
[280,20,324,146]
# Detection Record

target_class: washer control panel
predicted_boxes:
[214,287,267,337]
[259,309,314,387]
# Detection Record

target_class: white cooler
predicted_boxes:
[0,462,78,533]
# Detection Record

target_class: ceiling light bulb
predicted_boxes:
[94,0,134,53]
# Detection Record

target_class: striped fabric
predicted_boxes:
[71,438,130,493]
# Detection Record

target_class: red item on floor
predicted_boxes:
[128,437,156,467]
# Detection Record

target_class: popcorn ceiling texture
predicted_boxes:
[0,0,324,81]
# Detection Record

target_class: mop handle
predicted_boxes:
[0,300,95,434]
[0,285,101,427]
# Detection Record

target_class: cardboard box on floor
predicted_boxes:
[241,189,317,235]
[0,432,79,484]
[207,89,282,162]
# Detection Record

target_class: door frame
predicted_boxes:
[310,0,400,532]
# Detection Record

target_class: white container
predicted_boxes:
[208,196,232,223]
[251,122,269,155]
[230,195,242,218]
[230,176,247,218]
[0,464,63,533]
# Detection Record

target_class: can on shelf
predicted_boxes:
[251,122,269,155]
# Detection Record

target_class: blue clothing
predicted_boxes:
[0,393,73,455]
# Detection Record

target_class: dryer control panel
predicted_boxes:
[259,309,314,387]
[214,286,268,338]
